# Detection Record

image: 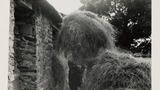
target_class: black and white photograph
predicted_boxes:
[1,0,158,90]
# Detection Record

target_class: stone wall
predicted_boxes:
[13,0,37,89]
[8,0,20,90]
[14,28,37,90]
[10,0,64,90]
[35,13,55,90]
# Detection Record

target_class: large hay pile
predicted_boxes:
[81,50,151,90]
[56,11,115,65]
[55,11,151,90]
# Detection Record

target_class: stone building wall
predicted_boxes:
[35,13,55,90]
[13,0,37,89]
[9,0,64,90]
[8,0,20,90]
[14,27,37,90]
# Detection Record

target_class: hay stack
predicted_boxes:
[55,11,151,90]
[81,50,151,90]
[56,11,115,64]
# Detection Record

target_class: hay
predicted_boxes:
[51,51,70,90]
[56,11,115,64]
[81,50,151,90]
[55,11,151,90]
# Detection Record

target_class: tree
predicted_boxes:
[80,0,151,54]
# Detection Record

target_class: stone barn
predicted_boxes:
[9,0,63,90]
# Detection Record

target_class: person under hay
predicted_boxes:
[56,11,151,90]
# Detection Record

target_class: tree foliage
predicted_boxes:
[80,0,151,55]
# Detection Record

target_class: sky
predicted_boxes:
[47,0,83,14]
